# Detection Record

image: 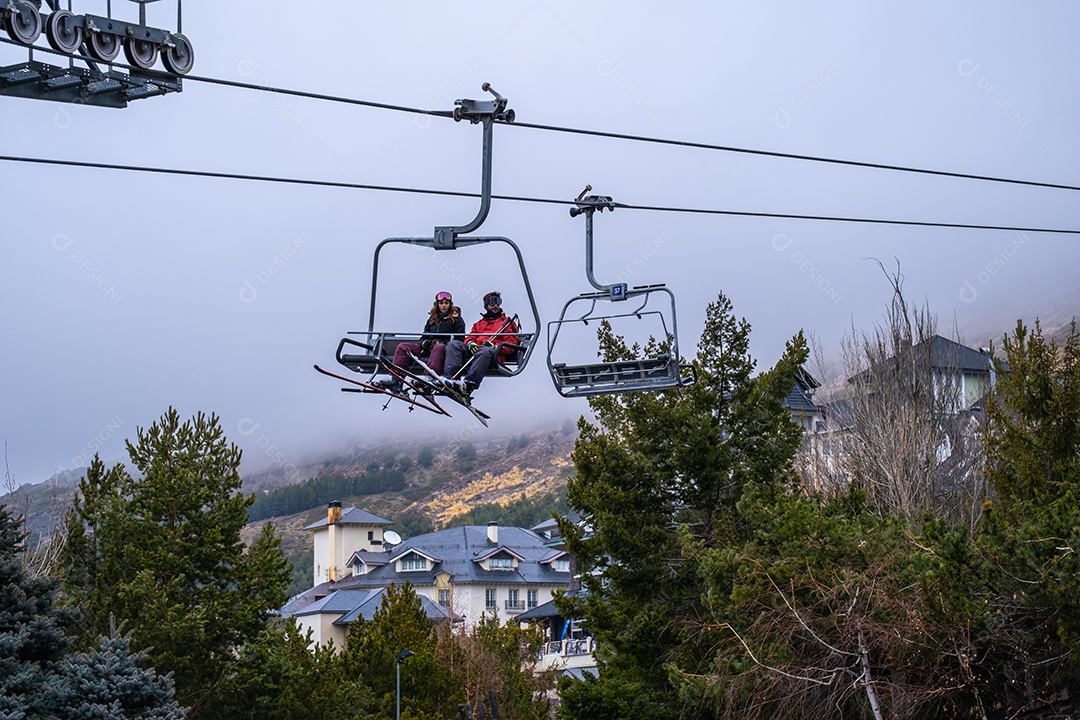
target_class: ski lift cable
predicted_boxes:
[4,33,1075,194]
[179,66,1080,194]
[1,153,1077,236]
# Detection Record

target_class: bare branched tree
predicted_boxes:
[808,261,988,527]
[3,439,70,579]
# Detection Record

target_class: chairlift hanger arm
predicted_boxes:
[433,83,515,247]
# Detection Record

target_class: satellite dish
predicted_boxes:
[383,530,402,546]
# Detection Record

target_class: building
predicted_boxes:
[516,515,597,678]
[280,503,573,648]
[795,335,1002,500]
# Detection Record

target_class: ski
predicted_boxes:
[313,365,450,417]
[405,351,491,427]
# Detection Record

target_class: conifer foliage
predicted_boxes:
[2,503,184,719]
[61,408,292,720]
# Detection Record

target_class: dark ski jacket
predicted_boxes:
[422,312,465,344]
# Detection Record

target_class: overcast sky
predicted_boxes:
[3,2,1078,487]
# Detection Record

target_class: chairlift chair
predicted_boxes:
[334,85,540,386]
[546,190,695,398]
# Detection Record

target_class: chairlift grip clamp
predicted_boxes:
[569,190,616,218]
[451,83,515,124]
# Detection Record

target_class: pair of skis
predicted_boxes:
[316,314,520,427]
[314,352,490,427]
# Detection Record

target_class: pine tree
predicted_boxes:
[343,583,456,719]
[557,293,808,720]
[60,408,292,720]
[978,320,1080,707]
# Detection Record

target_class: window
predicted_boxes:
[554,558,570,572]
[401,555,427,571]
[506,589,523,610]
[527,589,538,609]
[438,589,450,607]
[489,557,513,570]
[485,588,497,610]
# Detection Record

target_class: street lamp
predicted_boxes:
[395,649,414,720]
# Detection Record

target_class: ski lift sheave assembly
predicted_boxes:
[546,188,696,398]
[0,0,192,108]
[316,84,540,426]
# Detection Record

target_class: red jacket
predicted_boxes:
[466,312,520,362]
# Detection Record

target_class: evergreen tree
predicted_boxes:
[60,408,292,720]
[216,621,370,720]
[978,320,1080,707]
[343,584,456,719]
[3,504,186,720]
[54,628,186,720]
[0,503,70,718]
[557,293,808,720]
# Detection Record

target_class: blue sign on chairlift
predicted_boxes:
[610,283,627,301]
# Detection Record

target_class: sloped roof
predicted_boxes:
[347,550,390,567]
[922,335,996,372]
[333,588,457,625]
[304,506,394,530]
[330,525,569,591]
[288,588,380,618]
[277,580,336,617]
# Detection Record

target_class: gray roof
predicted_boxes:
[331,525,570,591]
[515,598,562,621]
[281,587,456,625]
[290,588,375,617]
[922,336,997,372]
[334,588,456,625]
[277,581,336,617]
[304,506,394,530]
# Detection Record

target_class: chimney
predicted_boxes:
[487,521,498,544]
[327,502,342,581]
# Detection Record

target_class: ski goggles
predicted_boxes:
[435,292,453,302]
[484,294,502,307]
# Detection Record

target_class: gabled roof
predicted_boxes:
[783,368,821,415]
[347,550,390,567]
[304,506,394,530]
[389,547,442,565]
[539,549,567,564]
[330,525,568,591]
[472,546,527,563]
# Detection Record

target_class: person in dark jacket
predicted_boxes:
[443,290,519,397]
[374,291,465,392]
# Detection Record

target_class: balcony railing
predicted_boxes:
[540,638,595,658]
[504,600,526,611]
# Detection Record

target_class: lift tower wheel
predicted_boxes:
[162,32,194,75]
[124,36,159,69]
[5,1,41,45]
[88,28,121,62]
[45,10,82,54]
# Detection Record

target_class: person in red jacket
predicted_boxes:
[443,291,519,398]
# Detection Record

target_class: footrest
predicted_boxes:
[553,355,676,388]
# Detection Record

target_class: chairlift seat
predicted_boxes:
[337,332,534,379]
[551,354,694,397]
